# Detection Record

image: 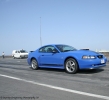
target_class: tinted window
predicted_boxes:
[39,47,46,52]
[39,46,58,53]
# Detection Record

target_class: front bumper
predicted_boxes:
[78,57,107,69]
[20,55,28,58]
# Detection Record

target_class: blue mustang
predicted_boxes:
[27,44,107,74]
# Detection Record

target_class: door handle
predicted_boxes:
[41,55,44,56]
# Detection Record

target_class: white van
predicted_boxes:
[12,49,28,59]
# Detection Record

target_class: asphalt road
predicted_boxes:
[0,58,109,100]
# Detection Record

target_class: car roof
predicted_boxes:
[37,44,63,50]
[42,44,68,47]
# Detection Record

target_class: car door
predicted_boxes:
[14,51,20,58]
[39,45,63,67]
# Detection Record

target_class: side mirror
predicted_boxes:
[52,50,57,53]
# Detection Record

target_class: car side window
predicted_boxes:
[39,47,46,53]
[39,46,57,53]
[45,46,53,53]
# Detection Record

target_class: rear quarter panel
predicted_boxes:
[27,50,40,65]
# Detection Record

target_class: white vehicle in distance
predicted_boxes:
[12,49,28,59]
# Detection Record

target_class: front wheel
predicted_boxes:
[31,59,38,70]
[65,58,78,74]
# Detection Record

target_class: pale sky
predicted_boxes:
[0,0,109,55]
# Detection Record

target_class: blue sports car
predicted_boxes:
[27,44,107,74]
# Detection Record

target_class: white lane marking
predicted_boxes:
[0,74,109,100]
[17,61,20,62]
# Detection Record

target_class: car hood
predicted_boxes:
[65,50,103,55]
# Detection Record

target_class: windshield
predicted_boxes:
[20,50,28,53]
[55,45,77,52]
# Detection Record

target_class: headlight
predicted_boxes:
[82,55,96,59]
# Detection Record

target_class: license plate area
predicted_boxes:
[101,59,105,63]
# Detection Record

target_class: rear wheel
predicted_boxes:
[13,55,15,59]
[65,58,78,74]
[31,59,38,70]
[19,56,22,59]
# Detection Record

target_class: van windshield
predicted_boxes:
[20,50,28,53]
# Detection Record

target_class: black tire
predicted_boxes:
[65,58,78,74]
[19,56,22,59]
[31,59,38,70]
[13,55,15,59]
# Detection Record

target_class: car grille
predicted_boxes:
[97,55,103,59]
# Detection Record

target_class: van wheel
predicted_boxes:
[13,55,15,59]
